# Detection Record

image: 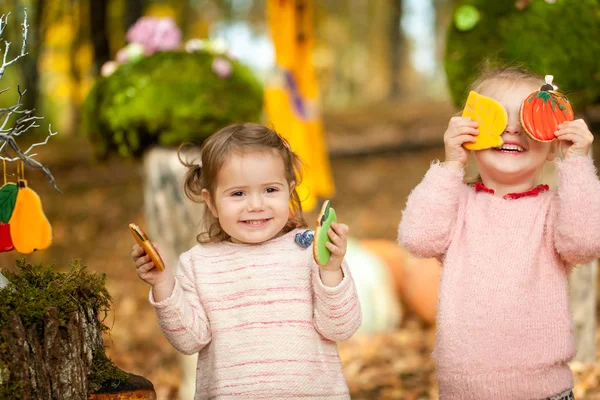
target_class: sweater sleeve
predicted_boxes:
[149,249,211,355]
[398,161,466,259]
[312,259,362,342]
[553,155,600,265]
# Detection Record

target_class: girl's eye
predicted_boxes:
[265,187,278,193]
[231,191,244,197]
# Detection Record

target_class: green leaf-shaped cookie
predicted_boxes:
[0,183,18,223]
[313,200,337,266]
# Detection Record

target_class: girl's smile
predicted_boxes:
[493,139,527,155]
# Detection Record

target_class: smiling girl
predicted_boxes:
[131,123,361,400]
[398,67,600,400]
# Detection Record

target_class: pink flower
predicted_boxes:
[126,17,182,55]
[116,47,129,63]
[212,57,232,79]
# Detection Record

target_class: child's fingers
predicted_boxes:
[131,245,145,259]
[556,126,593,141]
[558,119,588,130]
[447,127,479,139]
[555,133,583,143]
[330,222,349,237]
[449,116,478,128]
[137,262,156,274]
[325,241,343,258]
[153,242,166,261]
[136,255,151,268]
[327,227,341,245]
[449,134,476,147]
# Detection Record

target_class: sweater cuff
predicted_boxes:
[314,259,352,295]
[555,155,597,188]
[149,277,182,310]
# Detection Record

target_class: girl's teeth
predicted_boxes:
[499,144,524,152]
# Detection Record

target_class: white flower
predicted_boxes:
[101,61,118,77]
[210,37,229,55]
[185,38,208,53]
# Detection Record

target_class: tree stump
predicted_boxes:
[143,146,204,400]
[0,262,156,399]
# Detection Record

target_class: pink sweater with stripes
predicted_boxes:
[149,228,361,399]
[398,155,600,400]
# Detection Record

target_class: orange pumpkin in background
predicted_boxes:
[520,75,574,142]
[400,253,441,325]
[361,239,406,295]
[361,239,441,325]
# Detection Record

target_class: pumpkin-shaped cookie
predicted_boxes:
[520,75,574,142]
[462,90,507,151]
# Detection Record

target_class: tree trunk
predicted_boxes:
[125,0,145,32]
[90,0,110,75]
[389,0,403,99]
[365,0,392,101]
[142,146,205,400]
[67,0,84,135]
[0,272,8,289]
[0,305,157,399]
[0,273,156,399]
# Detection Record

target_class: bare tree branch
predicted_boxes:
[0,11,28,81]
[0,8,60,193]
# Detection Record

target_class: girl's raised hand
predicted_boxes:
[443,116,479,168]
[555,119,594,159]
[132,243,170,287]
[323,221,349,271]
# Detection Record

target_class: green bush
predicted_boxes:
[445,0,600,110]
[81,51,264,158]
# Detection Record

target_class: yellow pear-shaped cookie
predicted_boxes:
[462,90,508,151]
[9,180,52,254]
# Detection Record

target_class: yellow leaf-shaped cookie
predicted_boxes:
[462,91,508,151]
[9,180,52,254]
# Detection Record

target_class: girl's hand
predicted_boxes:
[323,222,349,271]
[132,243,170,287]
[443,116,479,169]
[555,119,594,159]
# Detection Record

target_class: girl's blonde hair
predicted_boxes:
[463,66,547,185]
[178,123,307,244]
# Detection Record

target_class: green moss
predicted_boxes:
[0,259,124,396]
[81,50,264,159]
[445,0,600,110]
[88,349,129,393]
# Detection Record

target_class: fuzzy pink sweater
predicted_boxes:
[149,228,361,400]
[398,155,600,400]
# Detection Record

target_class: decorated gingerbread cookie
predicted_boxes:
[313,200,337,266]
[129,223,165,271]
[462,90,508,151]
[520,75,574,142]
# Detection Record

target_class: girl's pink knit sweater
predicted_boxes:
[149,228,361,400]
[398,155,600,400]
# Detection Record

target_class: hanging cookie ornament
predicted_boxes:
[8,161,53,254]
[0,160,17,252]
[520,75,574,142]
